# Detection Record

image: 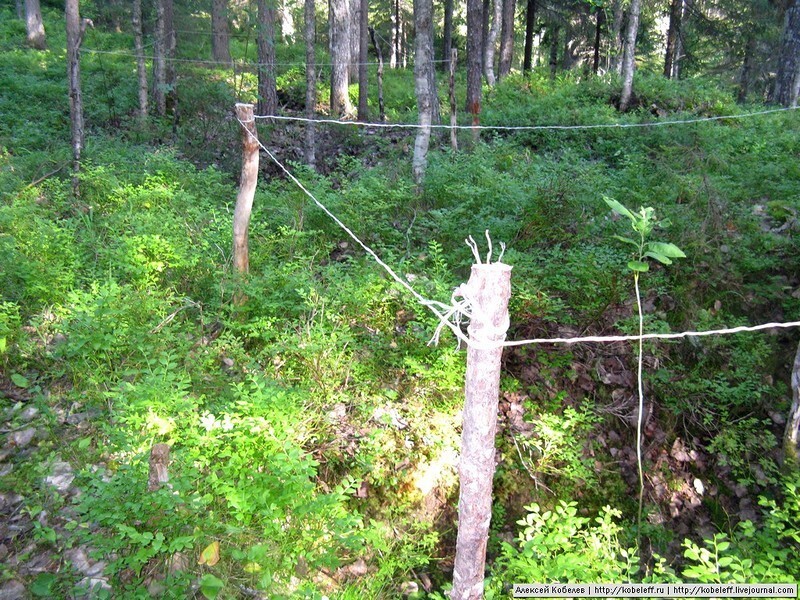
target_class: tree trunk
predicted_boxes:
[592,8,603,75]
[498,0,516,78]
[257,0,278,115]
[330,0,355,116]
[618,0,642,111]
[450,47,458,151]
[153,0,167,116]
[737,32,755,103]
[609,0,624,73]
[775,0,800,107]
[663,0,682,78]
[442,0,454,71]
[523,0,535,72]
[548,24,559,79]
[369,27,386,121]
[466,0,483,129]
[25,0,46,49]
[16,0,23,20]
[357,0,369,120]
[233,103,259,286]
[784,343,800,467]
[481,0,490,70]
[304,0,316,168]
[133,0,149,122]
[66,0,90,195]
[451,262,512,600]
[413,0,434,185]
[281,0,296,42]
[211,0,233,64]
[349,0,359,81]
[164,0,177,117]
[483,0,501,86]
[392,0,401,68]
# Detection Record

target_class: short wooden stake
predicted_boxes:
[148,443,170,492]
[233,103,259,305]
[452,261,512,600]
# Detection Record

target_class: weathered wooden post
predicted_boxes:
[452,258,512,600]
[233,103,259,305]
[369,27,386,122]
[784,342,800,467]
[148,443,170,491]
[450,48,458,152]
[66,0,91,196]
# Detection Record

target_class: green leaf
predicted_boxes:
[199,574,225,600]
[78,437,92,450]
[647,241,686,259]
[612,235,640,247]
[31,573,57,597]
[10,373,29,388]
[684,546,700,561]
[0,337,6,354]
[627,260,650,272]
[715,540,730,552]
[644,251,672,265]
[604,197,636,221]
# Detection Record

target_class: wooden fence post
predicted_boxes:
[452,261,512,600]
[233,103,259,304]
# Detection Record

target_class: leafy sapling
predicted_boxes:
[604,197,686,539]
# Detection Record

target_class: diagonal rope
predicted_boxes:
[235,116,471,346]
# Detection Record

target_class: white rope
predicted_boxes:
[253,106,799,131]
[235,117,472,347]
[234,118,800,352]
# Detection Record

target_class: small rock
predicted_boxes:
[221,357,235,368]
[693,478,705,496]
[19,407,39,421]
[400,581,419,596]
[67,548,107,577]
[0,464,12,477]
[769,411,786,425]
[8,428,37,448]
[346,558,368,577]
[45,461,75,493]
[0,580,25,600]
[74,577,111,599]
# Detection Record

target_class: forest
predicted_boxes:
[1,0,799,598]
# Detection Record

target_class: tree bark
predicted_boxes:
[548,24,559,79]
[413,0,434,185]
[784,342,800,467]
[609,0,624,73]
[66,0,88,195]
[369,27,386,121]
[442,0,454,71]
[211,0,233,64]
[304,0,316,168]
[483,0,501,85]
[233,103,259,287]
[357,0,369,120]
[450,47,458,151]
[737,32,755,103]
[592,7,604,75]
[498,0,516,79]
[391,0,400,68]
[25,0,46,49]
[164,0,177,117]
[153,0,167,116]
[663,0,682,79]
[619,0,642,111]
[133,0,149,122]
[523,0,536,72]
[451,262,512,600]
[257,0,279,115]
[330,0,355,116]
[466,0,483,129]
[16,0,24,20]
[775,0,800,107]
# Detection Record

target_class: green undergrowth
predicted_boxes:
[2,5,800,597]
